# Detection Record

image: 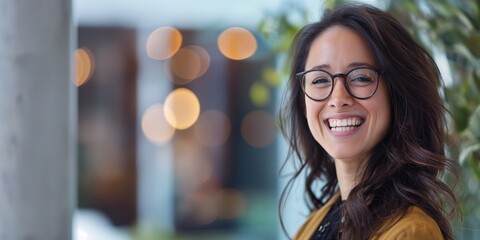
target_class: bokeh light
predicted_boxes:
[169,45,210,85]
[164,88,201,130]
[262,67,281,87]
[74,48,94,87]
[217,27,257,60]
[193,110,231,147]
[249,82,270,107]
[188,45,210,78]
[241,110,276,148]
[172,47,201,81]
[141,104,175,146]
[146,26,182,60]
[167,45,210,85]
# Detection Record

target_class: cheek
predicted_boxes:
[373,104,391,131]
[369,90,391,136]
[304,100,317,121]
[304,100,325,130]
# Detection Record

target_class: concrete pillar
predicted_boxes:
[0,0,75,239]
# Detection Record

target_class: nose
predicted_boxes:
[328,78,354,109]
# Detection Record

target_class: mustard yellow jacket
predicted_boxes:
[293,192,444,240]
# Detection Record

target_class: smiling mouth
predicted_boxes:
[326,117,364,132]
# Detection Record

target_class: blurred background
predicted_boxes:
[72,0,480,239]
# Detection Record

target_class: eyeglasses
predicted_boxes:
[297,67,382,101]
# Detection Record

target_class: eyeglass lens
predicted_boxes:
[302,68,379,100]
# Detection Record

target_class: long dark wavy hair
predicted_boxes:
[279,4,459,240]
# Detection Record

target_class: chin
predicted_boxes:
[327,149,362,162]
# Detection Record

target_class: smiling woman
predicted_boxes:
[279,3,459,240]
[303,25,391,168]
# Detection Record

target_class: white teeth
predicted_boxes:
[328,117,363,128]
[331,126,355,132]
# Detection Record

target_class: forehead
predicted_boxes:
[305,25,377,71]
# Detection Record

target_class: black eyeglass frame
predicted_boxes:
[296,66,383,101]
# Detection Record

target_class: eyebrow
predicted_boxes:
[310,62,375,71]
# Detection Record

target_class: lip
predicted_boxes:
[324,114,365,136]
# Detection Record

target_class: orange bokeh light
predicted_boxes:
[168,45,210,85]
[172,47,201,81]
[217,27,257,60]
[146,26,183,60]
[74,48,94,87]
[141,104,175,146]
[163,88,201,130]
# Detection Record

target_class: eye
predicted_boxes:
[310,77,332,88]
[303,70,332,88]
[352,76,372,82]
[349,75,373,86]
[312,77,330,84]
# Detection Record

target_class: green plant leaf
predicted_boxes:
[459,143,480,165]
[466,105,480,140]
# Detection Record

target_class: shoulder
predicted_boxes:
[374,206,444,240]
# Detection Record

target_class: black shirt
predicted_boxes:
[310,199,344,240]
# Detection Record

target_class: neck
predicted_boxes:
[335,157,367,200]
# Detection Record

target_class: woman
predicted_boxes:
[279,4,458,240]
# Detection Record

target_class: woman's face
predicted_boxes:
[304,25,391,164]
